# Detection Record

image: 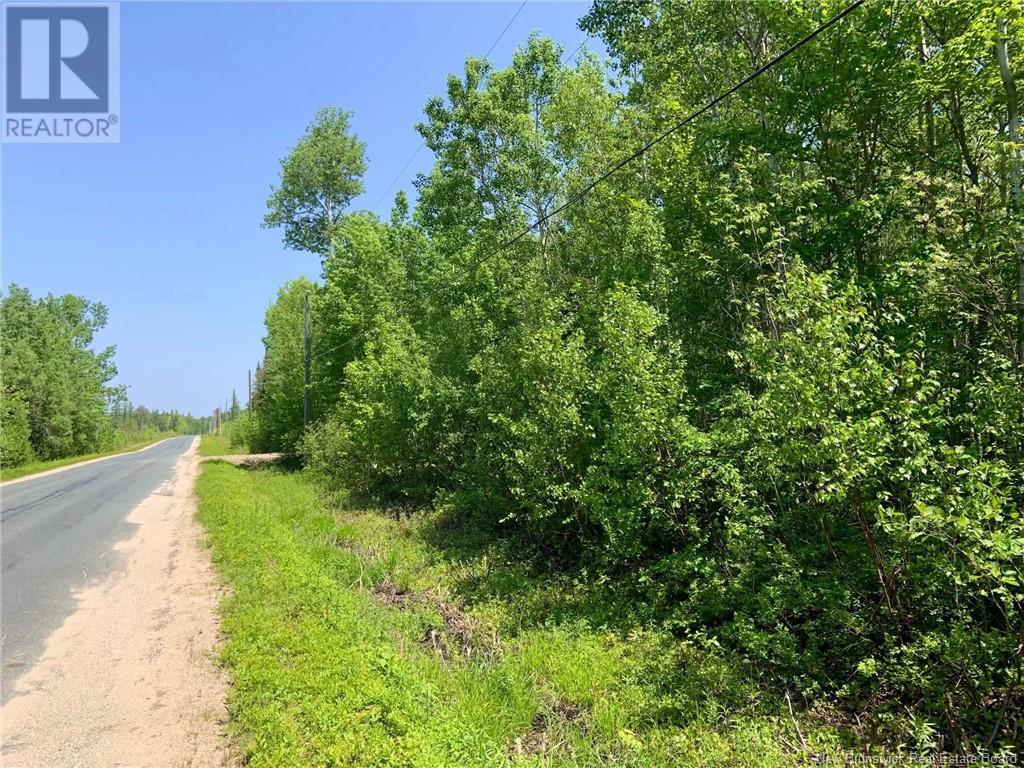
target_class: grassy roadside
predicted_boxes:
[196,462,850,767]
[0,435,175,482]
[198,433,245,457]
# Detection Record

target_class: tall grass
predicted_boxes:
[196,463,851,767]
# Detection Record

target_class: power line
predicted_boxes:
[371,0,529,217]
[466,0,867,275]
[560,35,589,66]
[372,144,423,213]
[315,0,866,362]
[485,0,528,59]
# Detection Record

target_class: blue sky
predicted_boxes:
[1,1,597,416]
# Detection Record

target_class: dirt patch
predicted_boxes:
[419,600,477,660]
[1,438,232,768]
[551,700,585,727]
[372,579,414,608]
[511,712,552,757]
[201,452,282,468]
[368,579,500,662]
[509,701,588,758]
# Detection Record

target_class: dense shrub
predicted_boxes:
[254,2,1024,749]
[1,391,34,467]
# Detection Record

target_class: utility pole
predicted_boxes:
[303,290,312,426]
[248,368,252,408]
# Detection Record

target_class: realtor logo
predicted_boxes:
[3,2,119,142]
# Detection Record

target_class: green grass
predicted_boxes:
[196,463,853,767]
[199,433,244,457]
[0,435,174,482]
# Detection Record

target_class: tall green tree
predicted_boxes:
[250,277,317,453]
[264,107,367,256]
[1,284,118,462]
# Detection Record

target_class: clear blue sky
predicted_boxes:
[1,1,597,416]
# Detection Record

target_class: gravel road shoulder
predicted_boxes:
[1,437,231,767]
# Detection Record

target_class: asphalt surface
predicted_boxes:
[0,435,195,703]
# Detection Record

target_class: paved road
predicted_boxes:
[0,436,195,702]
